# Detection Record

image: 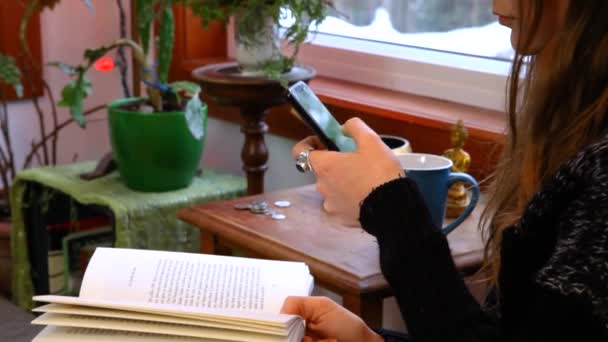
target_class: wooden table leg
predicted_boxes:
[240,106,269,195]
[343,293,383,327]
[200,231,234,256]
[200,231,217,254]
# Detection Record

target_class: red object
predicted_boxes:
[94,57,115,72]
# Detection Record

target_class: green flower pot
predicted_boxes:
[108,98,208,192]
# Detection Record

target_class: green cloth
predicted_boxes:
[10,162,246,309]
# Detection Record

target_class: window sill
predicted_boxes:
[310,76,505,142]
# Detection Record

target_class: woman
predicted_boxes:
[284,0,608,341]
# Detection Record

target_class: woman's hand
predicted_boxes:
[281,296,383,342]
[292,118,404,226]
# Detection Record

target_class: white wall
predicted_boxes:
[202,118,315,191]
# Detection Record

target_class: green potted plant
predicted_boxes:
[191,0,334,78]
[56,1,207,192]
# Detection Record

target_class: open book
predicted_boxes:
[31,247,314,341]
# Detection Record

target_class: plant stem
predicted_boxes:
[0,88,15,180]
[0,91,11,198]
[31,141,43,166]
[0,146,12,181]
[22,105,106,169]
[0,157,9,205]
[116,0,131,98]
[21,59,50,165]
[19,0,39,65]
[96,39,161,111]
[42,80,59,165]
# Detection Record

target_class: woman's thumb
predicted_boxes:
[342,118,380,150]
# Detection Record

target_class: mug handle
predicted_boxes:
[441,173,480,235]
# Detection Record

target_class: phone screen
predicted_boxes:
[288,82,356,152]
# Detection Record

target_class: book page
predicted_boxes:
[33,326,226,342]
[33,295,296,327]
[33,303,286,335]
[78,248,313,313]
[32,312,290,342]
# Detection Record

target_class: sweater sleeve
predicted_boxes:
[359,177,608,341]
[359,177,499,341]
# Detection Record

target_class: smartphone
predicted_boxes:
[287,81,357,152]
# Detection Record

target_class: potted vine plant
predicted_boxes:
[0,0,108,210]
[192,0,334,78]
[56,1,207,192]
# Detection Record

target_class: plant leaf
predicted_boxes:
[71,73,90,128]
[0,54,23,98]
[188,1,230,27]
[13,84,24,98]
[158,3,174,84]
[47,61,77,76]
[57,72,92,128]
[169,81,200,97]
[136,0,155,55]
[84,47,111,65]
[184,91,204,140]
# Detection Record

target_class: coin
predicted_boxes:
[273,200,291,208]
[271,213,287,220]
[251,205,273,214]
[251,200,268,208]
[251,201,268,211]
[233,203,252,210]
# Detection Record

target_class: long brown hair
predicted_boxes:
[481,0,608,285]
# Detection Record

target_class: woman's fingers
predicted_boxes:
[282,296,379,342]
[292,136,327,159]
[281,296,313,317]
[281,296,335,319]
[322,200,335,214]
[281,296,301,315]
[303,335,336,342]
[342,118,382,151]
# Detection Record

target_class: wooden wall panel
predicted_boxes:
[0,2,43,100]
[169,6,227,82]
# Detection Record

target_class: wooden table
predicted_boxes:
[192,62,316,195]
[178,185,484,326]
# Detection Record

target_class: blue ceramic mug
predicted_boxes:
[397,153,480,234]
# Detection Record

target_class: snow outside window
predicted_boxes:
[284,0,515,111]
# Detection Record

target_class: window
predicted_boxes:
[315,0,513,60]
[290,0,514,112]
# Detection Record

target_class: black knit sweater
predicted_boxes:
[359,139,608,341]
